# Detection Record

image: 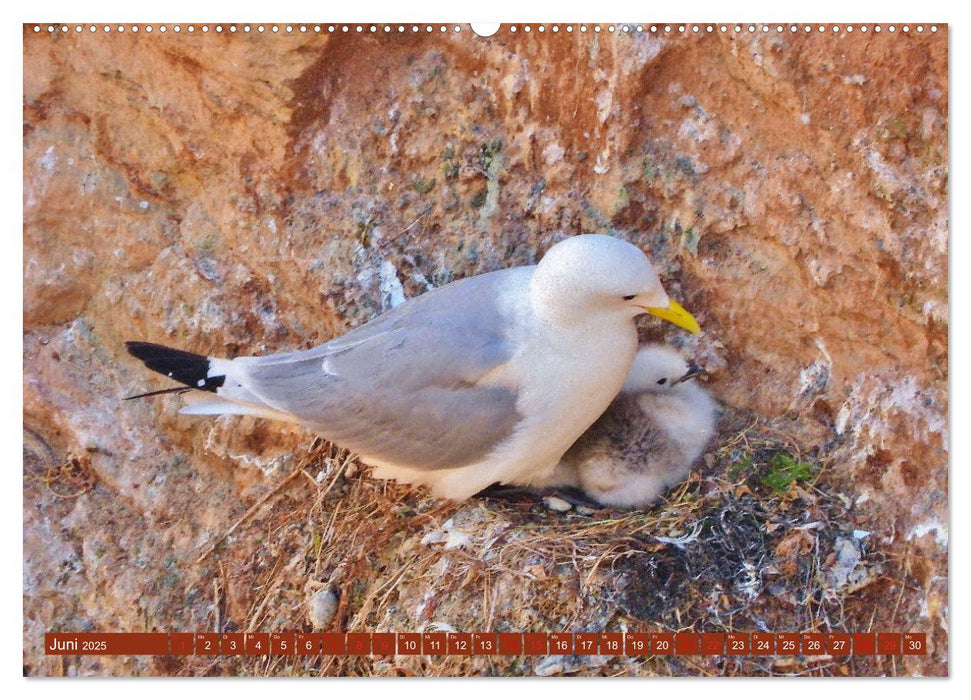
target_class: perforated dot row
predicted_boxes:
[29,24,467,34]
[29,24,941,35]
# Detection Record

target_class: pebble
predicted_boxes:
[543,496,573,512]
[307,588,339,629]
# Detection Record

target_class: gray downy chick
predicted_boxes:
[551,344,718,508]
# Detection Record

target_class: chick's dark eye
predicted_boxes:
[623,294,636,301]
[657,378,668,385]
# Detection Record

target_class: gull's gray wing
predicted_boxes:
[234,268,529,470]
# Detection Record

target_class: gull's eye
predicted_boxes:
[657,378,668,385]
[623,294,636,301]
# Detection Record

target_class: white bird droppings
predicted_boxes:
[379,259,406,309]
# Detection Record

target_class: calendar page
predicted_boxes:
[23,20,947,677]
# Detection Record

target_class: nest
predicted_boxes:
[170,408,917,677]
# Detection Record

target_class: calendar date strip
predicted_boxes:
[45,631,927,656]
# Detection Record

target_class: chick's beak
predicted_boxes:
[672,364,708,386]
[643,299,701,335]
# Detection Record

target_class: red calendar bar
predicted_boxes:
[574,633,598,655]
[196,632,220,656]
[222,633,245,655]
[801,633,825,655]
[903,633,927,656]
[524,633,547,655]
[295,633,321,655]
[472,632,497,655]
[600,633,623,656]
[372,633,395,655]
[878,633,902,655]
[269,632,295,655]
[548,633,572,654]
[169,633,194,655]
[674,633,697,655]
[245,632,269,655]
[44,633,168,655]
[726,632,749,655]
[447,632,472,655]
[43,631,929,656]
[827,633,851,656]
[321,633,345,655]
[777,633,799,655]
[752,633,774,655]
[423,632,446,655]
[853,633,876,655]
[498,633,522,655]
[651,632,674,655]
[397,633,422,655]
[625,633,650,655]
[346,632,370,655]
[701,633,724,655]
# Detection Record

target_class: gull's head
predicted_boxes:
[622,344,707,395]
[531,234,700,333]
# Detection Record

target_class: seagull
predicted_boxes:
[545,344,718,508]
[126,234,700,501]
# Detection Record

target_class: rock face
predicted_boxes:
[24,24,947,676]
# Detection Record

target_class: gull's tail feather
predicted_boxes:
[125,341,297,423]
[125,341,226,393]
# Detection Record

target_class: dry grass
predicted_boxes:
[169,409,921,677]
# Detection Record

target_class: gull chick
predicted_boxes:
[126,234,700,501]
[550,344,718,508]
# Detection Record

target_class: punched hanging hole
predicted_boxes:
[470,23,501,37]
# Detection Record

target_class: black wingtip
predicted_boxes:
[125,341,225,392]
[125,341,200,362]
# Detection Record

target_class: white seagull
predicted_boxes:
[126,234,700,501]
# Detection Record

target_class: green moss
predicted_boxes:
[441,162,459,180]
[410,176,437,194]
[479,138,503,170]
[195,234,216,254]
[440,146,459,179]
[471,189,488,209]
[761,453,815,494]
[877,115,910,142]
[683,227,699,255]
[727,455,753,481]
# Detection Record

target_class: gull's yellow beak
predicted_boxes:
[643,299,701,335]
